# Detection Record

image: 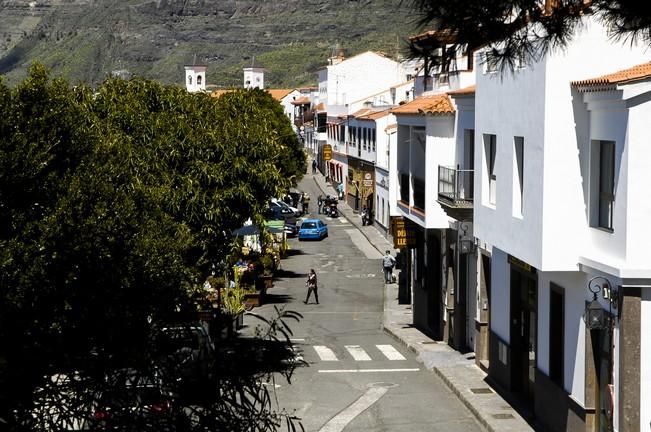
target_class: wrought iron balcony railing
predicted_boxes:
[438,166,474,205]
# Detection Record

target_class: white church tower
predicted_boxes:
[184,64,206,93]
[243,58,264,89]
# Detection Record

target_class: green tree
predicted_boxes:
[406,0,651,71]
[0,66,304,430]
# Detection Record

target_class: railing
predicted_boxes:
[399,173,410,203]
[413,177,425,211]
[438,166,474,204]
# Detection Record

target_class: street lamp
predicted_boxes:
[583,276,618,330]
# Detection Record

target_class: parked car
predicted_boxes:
[155,324,216,392]
[91,368,181,431]
[271,198,301,217]
[28,371,93,431]
[298,219,328,241]
[265,207,298,236]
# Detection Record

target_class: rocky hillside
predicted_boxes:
[0,0,420,88]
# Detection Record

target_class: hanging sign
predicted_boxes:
[323,145,332,161]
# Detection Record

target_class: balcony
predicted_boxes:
[437,165,474,221]
[294,110,315,129]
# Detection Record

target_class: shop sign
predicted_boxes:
[323,144,332,161]
[392,217,416,249]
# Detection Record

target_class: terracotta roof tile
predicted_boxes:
[315,102,326,112]
[409,29,458,44]
[447,85,476,96]
[391,94,455,115]
[355,109,392,121]
[291,96,311,105]
[385,124,398,132]
[572,62,651,87]
[267,89,294,101]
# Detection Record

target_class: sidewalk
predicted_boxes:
[310,166,534,432]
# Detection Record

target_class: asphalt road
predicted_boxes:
[242,176,484,432]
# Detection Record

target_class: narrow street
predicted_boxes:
[243,174,484,432]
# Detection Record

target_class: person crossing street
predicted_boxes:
[304,269,319,304]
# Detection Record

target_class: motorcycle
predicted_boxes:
[326,203,339,218]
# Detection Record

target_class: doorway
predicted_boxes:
[510,268,537,406]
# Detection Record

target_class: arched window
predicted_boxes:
[197,75,202,85]
[188,76,193,85]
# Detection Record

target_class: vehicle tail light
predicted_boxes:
[93,409,110,420]
[150,401,171,413]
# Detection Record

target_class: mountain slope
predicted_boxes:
[0,0,419,88]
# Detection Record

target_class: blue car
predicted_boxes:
[298,219,328,241]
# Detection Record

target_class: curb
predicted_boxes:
[431,367,494,432]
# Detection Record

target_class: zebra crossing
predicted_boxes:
[310,344,407,362]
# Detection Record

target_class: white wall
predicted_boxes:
[622,88,651,271]
[541,18,650,271]
[536,271,587,403]
[474,56,546,269]
[325,52,405,110]
[425,115,455,228]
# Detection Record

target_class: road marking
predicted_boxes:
[290,338,305,342]
[314,345,338,361]
[376,344,406,360]
[322,261,335,268]
[318,383,395,432]
[345,345,371,361]
[317,368,420,373]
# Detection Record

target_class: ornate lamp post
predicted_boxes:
[583,276,618,330]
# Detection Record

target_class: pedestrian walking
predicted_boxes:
[361,206,368,226]
[312,159,317,174]
[304,269,319,304]
[317,195,323,214]
[382,250,396,284]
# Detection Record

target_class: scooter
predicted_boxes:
[326,203,339,218]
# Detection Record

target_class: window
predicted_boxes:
[197,75,202,85]
[485,50,499,73]
[484,134,497,205]
[549,284,564,387]
[188,76,193,85]
[363,128,367,150]
[372,129,376,152]
[598,141,615,230]
[513,137,524,216]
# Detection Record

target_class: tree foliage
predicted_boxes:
[0,65,306,429]
[406,0,651,71]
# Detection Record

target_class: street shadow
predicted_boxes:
[274,269,306,279]
[216,338,306,376]
[263,294,294,305]
[284,249,306,257]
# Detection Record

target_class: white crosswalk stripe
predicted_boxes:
[376,344,406,360]
[345,345,371,361]
[313,345,338,361]
[310,344,406,362]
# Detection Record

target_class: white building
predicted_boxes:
[184,65,206,93]
[244,62,265,89]
[472,16,650,432]
[318,51,409,116]
[389,28,477,340]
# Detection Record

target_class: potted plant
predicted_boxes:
[260,253,275,289]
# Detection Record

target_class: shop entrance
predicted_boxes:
[510,267,537,407]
